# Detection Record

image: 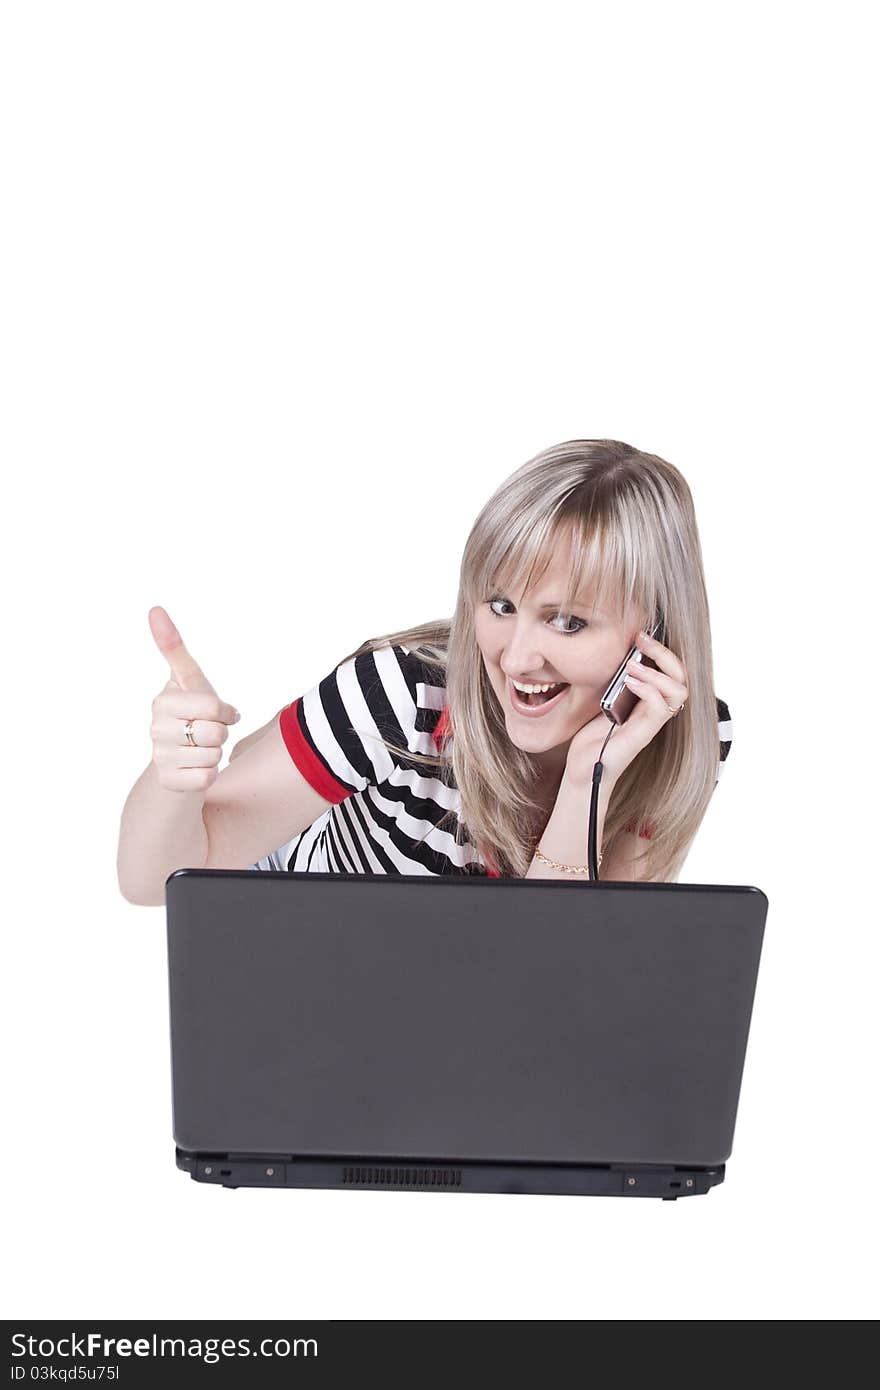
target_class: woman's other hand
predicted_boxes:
[564,628,689,786]
[148,606,241,793]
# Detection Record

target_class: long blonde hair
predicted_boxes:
[336,439,723,881]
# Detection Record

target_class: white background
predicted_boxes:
[3,1,875,1321]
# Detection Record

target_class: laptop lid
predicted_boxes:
[165,871,767,1169]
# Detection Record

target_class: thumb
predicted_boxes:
[148,605,217,694]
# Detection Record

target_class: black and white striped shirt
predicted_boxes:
[248,643,733,875]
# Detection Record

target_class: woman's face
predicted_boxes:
[473,542,645,780]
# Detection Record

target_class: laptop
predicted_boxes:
[165,870,767,1200]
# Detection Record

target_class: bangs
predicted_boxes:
[480,513,648,625]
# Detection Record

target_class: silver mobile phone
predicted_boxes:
[599,614,666,726]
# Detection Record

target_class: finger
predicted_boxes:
[149,606,216,694]
[174,745,223,770]
[156,688,240,725]
[169,717,231,749]
[624,669,688,715]
[634,629,687,685]
[625,658,688,705]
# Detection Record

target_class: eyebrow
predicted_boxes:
[493,590,603,614]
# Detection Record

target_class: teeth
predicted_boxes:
[512,679,564,694]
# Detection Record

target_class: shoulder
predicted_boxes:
[714,695,732,788]
[390,641,447,685]
[365,641,448,706]
[388,642,449,751]
[332,641,447,750]
[347,642,442,713]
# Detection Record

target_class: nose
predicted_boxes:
[499,621,559,682]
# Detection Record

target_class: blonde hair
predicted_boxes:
[336,439,723,881]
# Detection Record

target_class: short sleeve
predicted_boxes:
[277,644,419,804]
[716,695,732,785]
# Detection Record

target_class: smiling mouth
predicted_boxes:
[507,678,571,714]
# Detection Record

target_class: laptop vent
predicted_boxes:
[342,1165,463,1188]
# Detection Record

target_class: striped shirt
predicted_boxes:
[248,643,733,875]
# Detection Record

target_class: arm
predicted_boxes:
[118,716,335,906]
[524,770,616,880]
[117,762,211,905]
[227,711,279,762]
[201,717,333,871]
[523,768,646,882]
[526,626,692,882]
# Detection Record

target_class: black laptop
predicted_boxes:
[165,870,767,1200]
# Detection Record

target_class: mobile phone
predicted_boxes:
[599,614,666,726]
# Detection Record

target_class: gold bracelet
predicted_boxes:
[533,844,601,874]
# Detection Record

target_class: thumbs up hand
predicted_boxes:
[148,606,241,793]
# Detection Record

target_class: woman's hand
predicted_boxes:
[148,606,241,793]
[564,628,689,787]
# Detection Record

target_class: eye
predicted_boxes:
[551,614,588,635]
[487,597,513,617]
[486,598,587,635]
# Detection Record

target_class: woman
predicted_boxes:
[117,440,732,903]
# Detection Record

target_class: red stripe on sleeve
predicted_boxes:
[278,699,353,805]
